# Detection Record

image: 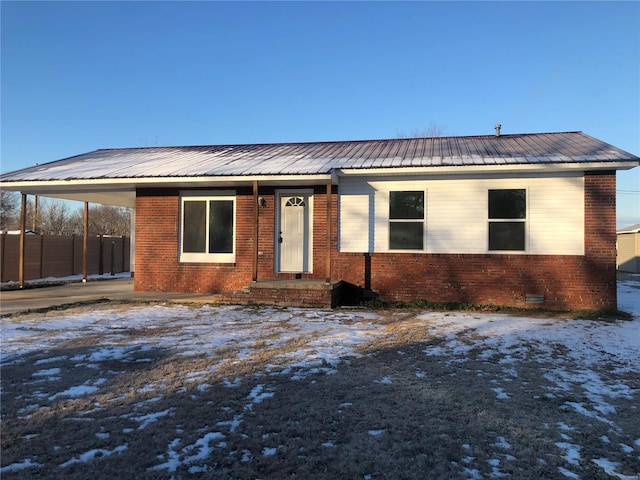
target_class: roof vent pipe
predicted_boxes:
[495,124,502,137]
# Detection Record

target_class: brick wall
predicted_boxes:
[134,186,330,293]
[134,188,254,293]
[135,173,617,310]
[333,171,618,311]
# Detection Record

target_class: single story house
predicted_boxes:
[2,130,638,310]
[617,224,640,274]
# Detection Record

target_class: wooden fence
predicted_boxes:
[0,234,130,283]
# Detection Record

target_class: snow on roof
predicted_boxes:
[2,131,639,182]
[617,224,640,234]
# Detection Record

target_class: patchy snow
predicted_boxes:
[492,437,512,450]
[150,432,225,472]
[555,442,581,466]
[374,376,393,384]
[1,271,131,288]
[0,458,43,473]
[491,387,510,400]
[247,384,274,406]
[558,466,581,479]
[592,457,639,480]
[59,444,128,468]
[1,280,638,477]
[131,408,174,430]
[48,382,101,401]
[262,447,277,456]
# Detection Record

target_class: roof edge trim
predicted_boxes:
[336,161,639,177]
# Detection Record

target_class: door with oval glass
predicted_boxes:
[278,193,312,272]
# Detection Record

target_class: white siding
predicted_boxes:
[338,173,584,255]
[427,180,487,254]
[373,188,390,252]
[528,176,583,254]
[339,193,370,252]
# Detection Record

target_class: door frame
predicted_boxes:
[275,189,314,273]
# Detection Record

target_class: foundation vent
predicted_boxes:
[525,294,544,304]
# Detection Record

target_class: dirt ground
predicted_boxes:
[1,302,639,479]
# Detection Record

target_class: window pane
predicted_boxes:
[390,191,424,219]
[183,201,206,253]
[390,222,423,250]
[489,222,525,250]
[209,200,233,253]
[489,189,526,219]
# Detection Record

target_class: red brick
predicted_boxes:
[134,175,617,310]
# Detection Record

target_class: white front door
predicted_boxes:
[278,193,311,272]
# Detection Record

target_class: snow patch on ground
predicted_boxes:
[59,445,128,468]
[1,280,638,476]
[0,458,43,473]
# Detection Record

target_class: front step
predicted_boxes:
[210,280,374,308]
[248,279,337,308]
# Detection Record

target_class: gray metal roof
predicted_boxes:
[617,224,640,234]
[2,131,639,182]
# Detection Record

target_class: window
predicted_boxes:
[180,193,235,262]
[488,189,526,251]
[389,191,425,250]
[285,196,306,207]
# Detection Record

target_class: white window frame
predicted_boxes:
[179,191,236,263]
[487,188,528,253]
[388,189,426,252]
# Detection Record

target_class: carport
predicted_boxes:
[3,175,136,288]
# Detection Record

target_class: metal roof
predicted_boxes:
[2,131,639,182]
[617,224,640,234]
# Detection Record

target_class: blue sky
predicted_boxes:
[1,1,638,226]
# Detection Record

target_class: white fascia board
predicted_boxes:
[0,174,335,191]
[335,161,639,177]
[0,174,337,208]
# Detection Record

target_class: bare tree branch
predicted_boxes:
[397,122,448,138]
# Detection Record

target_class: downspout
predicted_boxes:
[252,180,259,282]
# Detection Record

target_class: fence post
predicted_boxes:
[39,234,45,279]
[121,236,126,273]
[98,235,104,275]
[110,240,116,276]
[71,234,75,275]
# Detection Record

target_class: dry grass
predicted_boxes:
[1,304,638,479]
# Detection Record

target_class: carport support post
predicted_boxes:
[83,202,89,282]
[19,193,27,288]
[33,195,39,232]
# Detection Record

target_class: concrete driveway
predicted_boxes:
[0,278,213,317]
